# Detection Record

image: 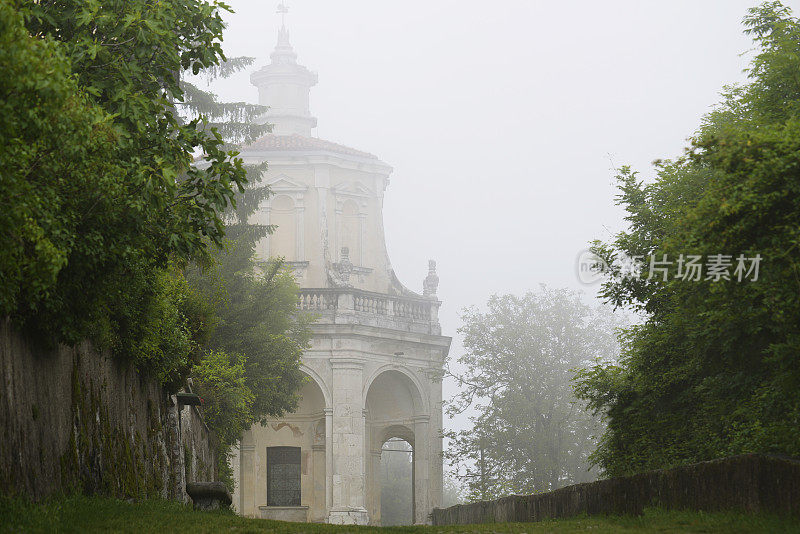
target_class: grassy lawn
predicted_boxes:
[0,497,798,533]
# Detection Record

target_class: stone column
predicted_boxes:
[312,422,326,522]
[413,415,431,524]
[327,358,368,525]
[230,443,242,513]
[363,421,382,525]
[240,433,256,517]
[429,369,444,512]
[368,448,383,525]
[324,407,333,513]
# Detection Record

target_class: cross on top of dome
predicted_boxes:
[276,2,289,26]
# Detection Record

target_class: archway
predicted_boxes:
[364,370,426,525]
[379,434,413,526]
[237,371,328,520]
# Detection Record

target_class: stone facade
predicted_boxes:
[230,22,451,525]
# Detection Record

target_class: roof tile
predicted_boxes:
[243,134,378,160]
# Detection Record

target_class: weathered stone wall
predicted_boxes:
[180,403,218,496]
[431,454,800,525]
[0,319,216,500]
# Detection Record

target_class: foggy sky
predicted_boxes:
[208,0,761,430]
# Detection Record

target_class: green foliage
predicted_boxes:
[577,1,800,476]
[1,0,308,494]
[187,230,311,487]
[98,264,212,390]
[21,0,249,261]
[191,349,254,489]
[0,0,123,321]
[188,244,312,420]
[176,22,306,482]
[446,287,623,500]
[193,351,254,448]
[1,0,253,390]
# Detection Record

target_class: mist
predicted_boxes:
[205,0,758,434]
[5,0,794,528]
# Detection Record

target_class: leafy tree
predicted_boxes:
[0,0,123,323]
[2,0,309,492]
[1,0,253,390]
[576,1,800,476]
[191,350,254,450]
[187,247,312,488]
[442,476,465,508]
[178,53,312,487]
[446,287,623,500]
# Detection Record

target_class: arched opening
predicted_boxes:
[380,436,413,526]
[269,194,296,260]
[364,370,426,525]
[292,375,326,416]
[238,372,328,521]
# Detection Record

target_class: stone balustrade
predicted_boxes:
[298,288,440,334]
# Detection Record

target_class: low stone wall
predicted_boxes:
[0,319,216,500]
[431,454,800,525]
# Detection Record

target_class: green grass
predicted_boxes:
[0,496,798,533]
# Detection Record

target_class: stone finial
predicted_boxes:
[423,259,439,296]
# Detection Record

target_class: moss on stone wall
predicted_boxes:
[2,323,217,501]
[55,352,173,499]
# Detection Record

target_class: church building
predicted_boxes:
[229,16,451,526]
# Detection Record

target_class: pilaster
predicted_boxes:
[412,414,431,524]
[328,358,369,525]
